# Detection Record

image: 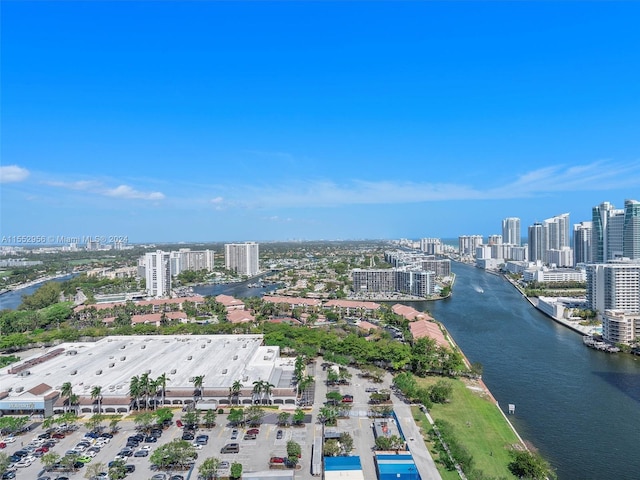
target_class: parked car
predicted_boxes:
[243,434,256,440]
[246,428,260,435]
[341,394,354,403]
[270,456,285,464]
[134,449,149,457]
[276,430,283,439]
[230,429,238,440]
[181,432,194,441]
[195,434,209,445]
[220,443,239,454]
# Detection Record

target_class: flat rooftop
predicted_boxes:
[0,335,288,400]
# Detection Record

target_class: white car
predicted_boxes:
[141,445,152,450]
[191,443,203,450]
[3,436,16,443]
[15,458,34,468]
[86,450,98,457]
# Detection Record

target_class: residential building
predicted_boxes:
[144,250,172,297]
[586,262,640,316]
[170,248,215,276]
[592,201,625,262]
[574,221,593,265]
[623,199,640,260]
[225,242,259,276]
[528,223,544,262]
[601,310,640,345]
[420,237,443,255]
[458,235,483,257]
[502,217,521,246]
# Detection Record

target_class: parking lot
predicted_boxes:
[2,358,440,480]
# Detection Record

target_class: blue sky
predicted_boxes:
[2,1,639,243]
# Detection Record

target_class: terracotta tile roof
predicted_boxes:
[357,321,379,331]
[216,294,245,308]
[263,296,321,307]
[325,299,381,310]
[131,311,187,324]
[227,310,255,324]
[409,320,448,348]
[392,304,434,321]
[268,317,303,325]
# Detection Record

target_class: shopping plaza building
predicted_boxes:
[0,335,297,417]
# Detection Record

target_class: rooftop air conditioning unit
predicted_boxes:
[15,386,24,393]
[96,370,102,375]
[141,345,146,349]
[109,363,115,368]
[187,356,192,360]
[120,356,126,361]
[170,369,177,374]
[233,355,238,360]
[70,370,77,375]
[222,369,228,374]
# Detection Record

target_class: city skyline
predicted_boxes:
[2,2,640,242]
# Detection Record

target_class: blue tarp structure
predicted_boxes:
[376,453,421,480]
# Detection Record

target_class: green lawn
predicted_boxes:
[413,377,521,479]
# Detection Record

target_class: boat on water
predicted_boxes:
[583,335,620,353]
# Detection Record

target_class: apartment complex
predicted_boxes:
[225,242,260,276]
[170,248,215,276]
[351,268,435,297]
[527,213,573,266]
[573,221,592,265]
[502,217,521,246]
[144,250,172,297]
[587,262,640,318]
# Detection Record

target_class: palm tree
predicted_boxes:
[192,375,205,403]
[139,372,152,410]
[156,373,170,408]
[129,375,141,411]
[69,393,79,414]
[90,385,103,414]
[252,380,264,405]
[231,380,243,406]
[262,382,275,405]
[60,381,73,413]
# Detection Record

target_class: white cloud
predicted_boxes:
[210,196,224,204]
[44,180,100,190]
[0,165,30,183]
[105,185,165,200]
[222,160,640,209]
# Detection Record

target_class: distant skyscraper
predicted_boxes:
[225,242,259,276]
[573,221,592,265]
[528,223,544,262]
[458,235,483,257]
[592,201,622,262]
[623,199,640,260]
[144,250,171,297]
[502,217,521,246]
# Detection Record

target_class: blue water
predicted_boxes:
[413,262,640,479]
[0,274,76,310]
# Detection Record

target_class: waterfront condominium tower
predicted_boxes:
[225,242,260,276]
[592,201,624,263]
[502,217,521,246]
[573,221,593,265]
[528,223,544,262]
[144,250,172,297]
[623,199,640,260]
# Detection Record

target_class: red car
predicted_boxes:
[246,428,260,435]
[270,456,284,464]
[0,442,6,449]
[52,433,66,439]
[176,420,183,428]
[341,395,353,403]
[36,446,49,453]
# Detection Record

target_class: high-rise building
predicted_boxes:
[458,235,483,257]
[573,221,593,265]
[502,217,521,246]
[592,201,624,262]
[170,249,215,276]
[144,250,171,297]
[420,238,443,255]
[528,223,544,262]
[225,242,259,276]
[623,199,640,260]
[586,262,640,315]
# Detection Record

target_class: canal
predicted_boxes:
[410,262,640,479]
